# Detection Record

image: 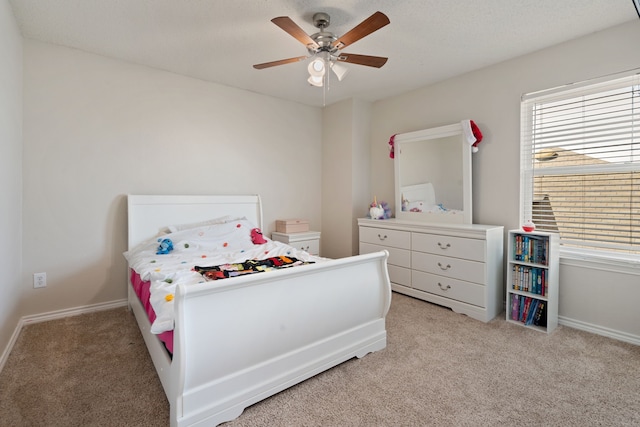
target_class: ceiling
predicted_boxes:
[8,0,639,107]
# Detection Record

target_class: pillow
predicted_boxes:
[168,218,258,253]
[167,215,237,233]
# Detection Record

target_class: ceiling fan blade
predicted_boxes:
[332,11,390,50]
[271,16,319,49]
[337,53,388,68]
[253,56,308,70]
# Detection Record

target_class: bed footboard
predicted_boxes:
[168,250,391,427]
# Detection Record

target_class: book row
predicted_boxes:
[513,234,548,265]
[510,295,547,327]
[510,265,547,296]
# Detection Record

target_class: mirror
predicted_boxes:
[394,122,472,224]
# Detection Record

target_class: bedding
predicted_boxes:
[124,217,322,335]
[400,182,463,215]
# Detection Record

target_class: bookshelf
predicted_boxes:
[506,230,559,333]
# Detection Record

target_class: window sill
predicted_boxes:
[560,248,640,276]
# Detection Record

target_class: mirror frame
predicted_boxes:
[394,122,472,224]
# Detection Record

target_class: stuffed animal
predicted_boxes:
[251,228,267,244]
[380,201,392,219]
[369,196,386,220]
[369,205,384,219]
[156,238,174,255]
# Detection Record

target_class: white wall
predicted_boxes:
[322,99,354,258]
[20,40,322,316]
[370,21,640,343]
[0,0,23,367]
[321,98,372,258]
[350,99,372,255]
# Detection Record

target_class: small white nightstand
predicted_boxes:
[271,231,321,256]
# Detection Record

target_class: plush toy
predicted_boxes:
[156,238,174,255]
[251,228,267,244]
[369,198,391,219]
[380,201,392,219]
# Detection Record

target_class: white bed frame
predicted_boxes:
[126,195,391,426]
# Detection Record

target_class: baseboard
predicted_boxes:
[21,299,128,326]
[0,318,24,374]
[0,299,128,374]
[559,316,640,346]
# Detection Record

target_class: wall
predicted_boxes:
[0,0,23,368]
[322,99,353,258]
[369,21,640,343]
[350,99,372,255]
[20,40,322,317]
[321,98,371,258]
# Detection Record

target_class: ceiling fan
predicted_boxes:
[253,11,390,86]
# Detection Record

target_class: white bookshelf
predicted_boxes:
[506,230,559,333]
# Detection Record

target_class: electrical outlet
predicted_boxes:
[33,272,47,289]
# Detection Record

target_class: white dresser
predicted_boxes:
[358,218,504,322]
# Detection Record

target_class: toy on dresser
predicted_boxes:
[369,196,391,220]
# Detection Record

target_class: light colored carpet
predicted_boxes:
[1,292,639,426]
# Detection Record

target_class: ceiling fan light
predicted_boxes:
[308,58,326,77]
[308,75,324,87]
[330,62,349,81]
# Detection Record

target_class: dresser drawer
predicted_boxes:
[360,242,411,268]
[272,231,321,256]
[388,264,412,287]
[412,270,485,307]
[412,233,486,262]
[360,227,411,250]
[412,251,485,284]
[288,239,319,255]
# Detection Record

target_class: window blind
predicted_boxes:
[520,70,640,255]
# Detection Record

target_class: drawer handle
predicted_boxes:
[438,283,451,291]
[437,262,451,270]
[377,234,388,241]
[437,242,451,249]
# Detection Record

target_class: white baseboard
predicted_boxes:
[20,299,128,326]
[0,299,128,374]
[559,316,640,346]
[0,318,24,374]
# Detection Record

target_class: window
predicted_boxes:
[520,70,640,259]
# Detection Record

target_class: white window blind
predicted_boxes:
[520,70,640,256]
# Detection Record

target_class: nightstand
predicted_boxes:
[271,231,321,256]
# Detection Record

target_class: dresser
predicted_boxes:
[358,218,503,322]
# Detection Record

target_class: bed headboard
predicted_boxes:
[127,194,263,249]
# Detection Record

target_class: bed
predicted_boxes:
[125,194,391,426]
[400,182,464,217]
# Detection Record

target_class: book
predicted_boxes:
[520,297,532,323]
[525,299,539,325]
[531,268,536,293]
[533,301,546,327]
[511,295,520,321]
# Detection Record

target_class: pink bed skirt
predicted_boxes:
[130,269,174,354]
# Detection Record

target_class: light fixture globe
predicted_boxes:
[307,75,324,87]
[330,61,349,81]
[307,58,325,77]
